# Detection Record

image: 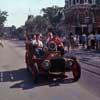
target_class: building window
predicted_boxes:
[80,0,84,4]
[69,0,71,6]
[76,0,79,3]
[93,0,96,4]
[84,0,88,3]
[73,0,76,4]
[96,0,100,5]
[88,0,92,4]
[84,0,87,3]
[65,0,69,8]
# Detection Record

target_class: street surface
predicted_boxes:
[0,40,100,100]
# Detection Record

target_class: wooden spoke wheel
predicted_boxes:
[72,61,81,81]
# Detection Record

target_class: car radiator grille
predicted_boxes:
[50,57,65,72]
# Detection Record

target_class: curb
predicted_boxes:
[79,59,100,68]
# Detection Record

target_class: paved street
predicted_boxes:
[0,40,100,100]
[65,49,100,97]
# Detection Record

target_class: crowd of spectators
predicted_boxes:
[59,31,100,52]
[24,30,100,53]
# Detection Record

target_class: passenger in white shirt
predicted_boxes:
[32,34,44,57]
[32,39,43,48]
[32,34,43,47]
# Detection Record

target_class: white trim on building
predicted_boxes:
[65,0,99,8]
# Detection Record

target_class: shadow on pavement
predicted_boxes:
[0,68,29,82]
[0,68,76,90]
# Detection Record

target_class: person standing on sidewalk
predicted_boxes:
[69,32,75,49]
[60,33,66,47]
[81,33,87,48]
[0,38,3,47]
[65,34,71,52]
[88,32,96,50]
[95,32,100,50]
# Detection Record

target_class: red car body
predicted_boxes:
[25,41,81,82]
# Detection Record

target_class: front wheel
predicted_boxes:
[72,61,81,81]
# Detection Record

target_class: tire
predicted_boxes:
[72,61,81,81]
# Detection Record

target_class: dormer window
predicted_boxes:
[73,0,76,4]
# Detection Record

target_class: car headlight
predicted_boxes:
[42,60,50,70]
[66,60,73,69]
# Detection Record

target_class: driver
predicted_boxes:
[46,32,64,56]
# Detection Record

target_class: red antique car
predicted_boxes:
[25,40,81,82]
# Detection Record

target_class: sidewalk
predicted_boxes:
[65,47,100,67]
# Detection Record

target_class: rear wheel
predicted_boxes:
[72,61,81,81]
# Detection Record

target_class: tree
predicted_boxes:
[0,10,8,27]
[25,15,48,34]
[32,15,48,33]
[16,26,25,40]
[0,10,8,36]
[25,15,34,33]
[25,6,64,34]
[41,6,63,29]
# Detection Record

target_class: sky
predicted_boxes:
[0,0,65,28]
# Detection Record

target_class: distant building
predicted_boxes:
[2,27,11,37]
[64,0,100,34]
[2,26,16,38]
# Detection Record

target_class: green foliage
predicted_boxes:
[25,6,64,34]
[0,10,8,26]
[41,6,63,27]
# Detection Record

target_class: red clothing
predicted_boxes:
[48,36,63,47]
